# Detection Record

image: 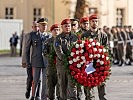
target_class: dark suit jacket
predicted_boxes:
[22,31,51,68]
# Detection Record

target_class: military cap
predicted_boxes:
[50,24,60,31]
[61,18,71,25]
[37,18,48,24]
[79,16,89,23]
[89,14,99,20]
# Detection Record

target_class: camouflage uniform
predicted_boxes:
[54,32,78,100]
[42,37,59,100]
[81,29,108,100]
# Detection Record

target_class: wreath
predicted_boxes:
[66,38,111,88]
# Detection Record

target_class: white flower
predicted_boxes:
[77,64,81,68]
[94,54,97,57]
[75,44,79,48]
[82,41,85,44]
[73,58,77,62]
[69,60,73,64]
[76,56,80,61]
[91,42,95,46]
[106,57,109,60]
[80,49,84,53]
[89,38,93,42]
[103,48,106,52]
[88,44,91,47]
[93,48,97,52]
[81,56,85,60]
[70,52,75,56]
[100,61,104,65]
[97,59,100,62]
[80,61,84,65]
[89,54,93,58]
[83,59,86,63]
[102,55,105,58]
[80,44,84,48]
[76,50,79,54]
[97,54,101,58]
[98,49,102,52]
[96,42,100,46]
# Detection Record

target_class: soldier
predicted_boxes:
[22,18,51,100]
[22,21,41,99]
[124,26,132,65]
[111,27,119,65]
[54,18,78,100]
[42,24,60,100]
[104,27,114,60]
[79,16,90,34]
[71,18,80,34]
[128,26,133,64]
[81,14,108,100]
[116,26,127,66]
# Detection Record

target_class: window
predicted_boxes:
[33,8,41,21]
[5,7,14,19]
[116,8,124,26]
[89,8,98,14]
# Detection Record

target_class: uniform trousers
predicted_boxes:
[26,67,40,96]
[56,58,77,100]
[32,67,46,100]
[85,84,106,100]
[46,64,59,100]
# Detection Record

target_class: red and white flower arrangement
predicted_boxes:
[67,38,111,88]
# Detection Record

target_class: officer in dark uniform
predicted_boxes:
[42,24,60,100]
[22,21,41,99]
[54,18,78,100]
[22,18,52,100]
[81,14,108,100]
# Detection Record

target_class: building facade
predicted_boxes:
[0,0,133,32]
[0,0,54,32]
[69,0,133,27]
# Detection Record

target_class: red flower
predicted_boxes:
[77,40,82,44]
[71,71,76,76]
[71,48,77,52]
[68,39,111,88]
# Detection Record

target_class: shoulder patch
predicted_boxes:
[55,42,59,47]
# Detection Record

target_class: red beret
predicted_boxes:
[61,18,71,25]
[89,14,99,20]
[80,16,89,23]
[50,24,60,31]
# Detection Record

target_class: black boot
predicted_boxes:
[25,90,30,99]
[30,96,34,100]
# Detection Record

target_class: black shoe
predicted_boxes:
[30,96,34,100]
[25,90,30,99]
[35,97,41,100]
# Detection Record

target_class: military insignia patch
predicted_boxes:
[55,42,59,47]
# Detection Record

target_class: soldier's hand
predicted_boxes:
[22,63,27,68]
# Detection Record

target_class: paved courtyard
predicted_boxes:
[0,56,133,100]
